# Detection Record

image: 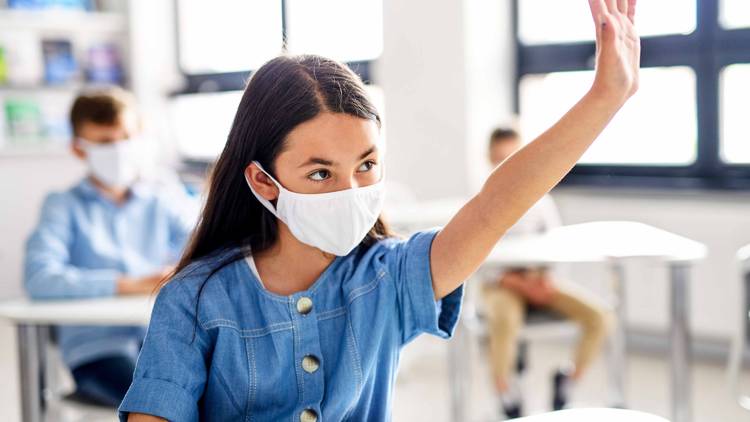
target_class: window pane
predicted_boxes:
[520,67,697,166]
[285,0,383,62]
[720,64,750,164]
[518,0,696,45]
[177,0,282,74]
[170,90,244,160]
[721,0,750,29]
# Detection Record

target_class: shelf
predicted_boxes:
[0,83,86,93]
[0,9,127,34]
[0,142,70,158]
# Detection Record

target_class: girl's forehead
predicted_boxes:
[280,113,381,165]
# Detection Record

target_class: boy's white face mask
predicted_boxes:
[80,138,142,189]
[246,161,386,256]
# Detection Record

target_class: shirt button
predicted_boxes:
[302,355,320,373]
[300,409,318,422]
[296,297,313,315]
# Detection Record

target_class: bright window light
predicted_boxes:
[520,67,697,166]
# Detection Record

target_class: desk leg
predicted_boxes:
[670,263,692,422]
[17,324,42,422]
[608,261,627,408]
[448,321,467,422]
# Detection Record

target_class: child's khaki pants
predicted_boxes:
[481,282,613,380]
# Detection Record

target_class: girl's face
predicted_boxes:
[246,112,382,200]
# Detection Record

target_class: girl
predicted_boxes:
[121,1,639,420]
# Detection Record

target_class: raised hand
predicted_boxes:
[430,0,643,300]
[589,0,641,103]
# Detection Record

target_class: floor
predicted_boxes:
[4,330,749,422]
[393,334,750,422]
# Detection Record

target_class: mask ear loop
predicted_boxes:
[245,161,284,219]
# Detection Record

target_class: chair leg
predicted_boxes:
[516,340,528,375]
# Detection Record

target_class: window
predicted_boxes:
[516,0,750,188]
[177,1,283,74]
[520,67,697,166]
[720,0,750,29]
[720,64,750,164]
[175,0,380,92]
[169,90,244,161]
[172,0,383,162]
[285,0,383,62]
[518,0,696,45]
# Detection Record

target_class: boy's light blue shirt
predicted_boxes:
[24,177,197,369]
[118,229,464,422]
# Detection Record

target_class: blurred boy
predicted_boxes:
[482,127,612,418]
[24,87,197,407]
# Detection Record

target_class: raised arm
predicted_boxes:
[431,0,640,299]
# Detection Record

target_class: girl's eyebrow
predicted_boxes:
[358,145,377,159]
[298,145,378,168]
[299,157,334,167]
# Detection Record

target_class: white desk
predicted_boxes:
[515,408,668,421]
[0,295,154,422]
[387,212,705,422]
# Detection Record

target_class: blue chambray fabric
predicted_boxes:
[24,177,197,368]
[119,229,463,421]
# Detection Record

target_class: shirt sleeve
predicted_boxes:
[383,228,464,345]
[119,279,210,422]
[24,193,119,299]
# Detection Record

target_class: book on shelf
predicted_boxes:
[42,38,79,85]
[7,0,94,12]
[86,42,123,84]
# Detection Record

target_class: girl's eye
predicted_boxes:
[358,160,376,172]
[308,169,330,181]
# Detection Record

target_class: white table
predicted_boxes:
[0,295,154,422]
[387,205,704,422]
[514,408,668,421]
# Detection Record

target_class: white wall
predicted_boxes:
[554,188,750,339]
[376,0,515,199]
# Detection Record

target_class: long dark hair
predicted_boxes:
[166,55,392,293]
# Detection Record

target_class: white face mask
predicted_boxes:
[246,161,386,256]
[80,138,141,189]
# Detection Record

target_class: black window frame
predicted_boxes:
[173,0,374,94]
[514,0,750,190]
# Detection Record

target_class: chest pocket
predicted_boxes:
[240,312,363,421]
[244,326,300,421]
[317,311,363,418]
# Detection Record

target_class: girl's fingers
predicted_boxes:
[617,0,628,15]
[627,0,637,23]
[603,0,618,14]
[588,0,608,40]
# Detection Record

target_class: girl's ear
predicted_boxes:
[245,163,279,201]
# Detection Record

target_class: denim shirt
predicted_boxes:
[119,229,463,421]
[24,178,197,368]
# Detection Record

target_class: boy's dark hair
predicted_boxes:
[489,127,520,147]
[70,87,136,136]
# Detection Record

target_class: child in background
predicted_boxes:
[482,127,613,418]
[24,87,197,407]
